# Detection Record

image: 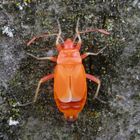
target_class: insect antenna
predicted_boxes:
[73,18,82,44]
[27,20,64,46]
[72,19,110,46]
[56,19,64,45]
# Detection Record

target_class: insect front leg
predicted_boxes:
[33,74,54,103]
[81,46,106,59]
[27,53,57,62]
[86,74,101,99]
[27,33,58,46]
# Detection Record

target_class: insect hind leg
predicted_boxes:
[33,74,54,103]
[86,74,101,99]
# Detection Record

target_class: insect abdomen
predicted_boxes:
[55,96,87,121]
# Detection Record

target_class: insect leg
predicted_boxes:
[27,33,58,46]
[33,74,54,103]
[86,74,101,99]
[27,53,57,62]
[79,29,110,35]
[81,46,106,59]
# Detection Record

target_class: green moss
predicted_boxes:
[8,72,21,87]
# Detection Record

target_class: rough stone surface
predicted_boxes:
[0,0,140,140]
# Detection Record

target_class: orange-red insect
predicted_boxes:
[27,19,110,121]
